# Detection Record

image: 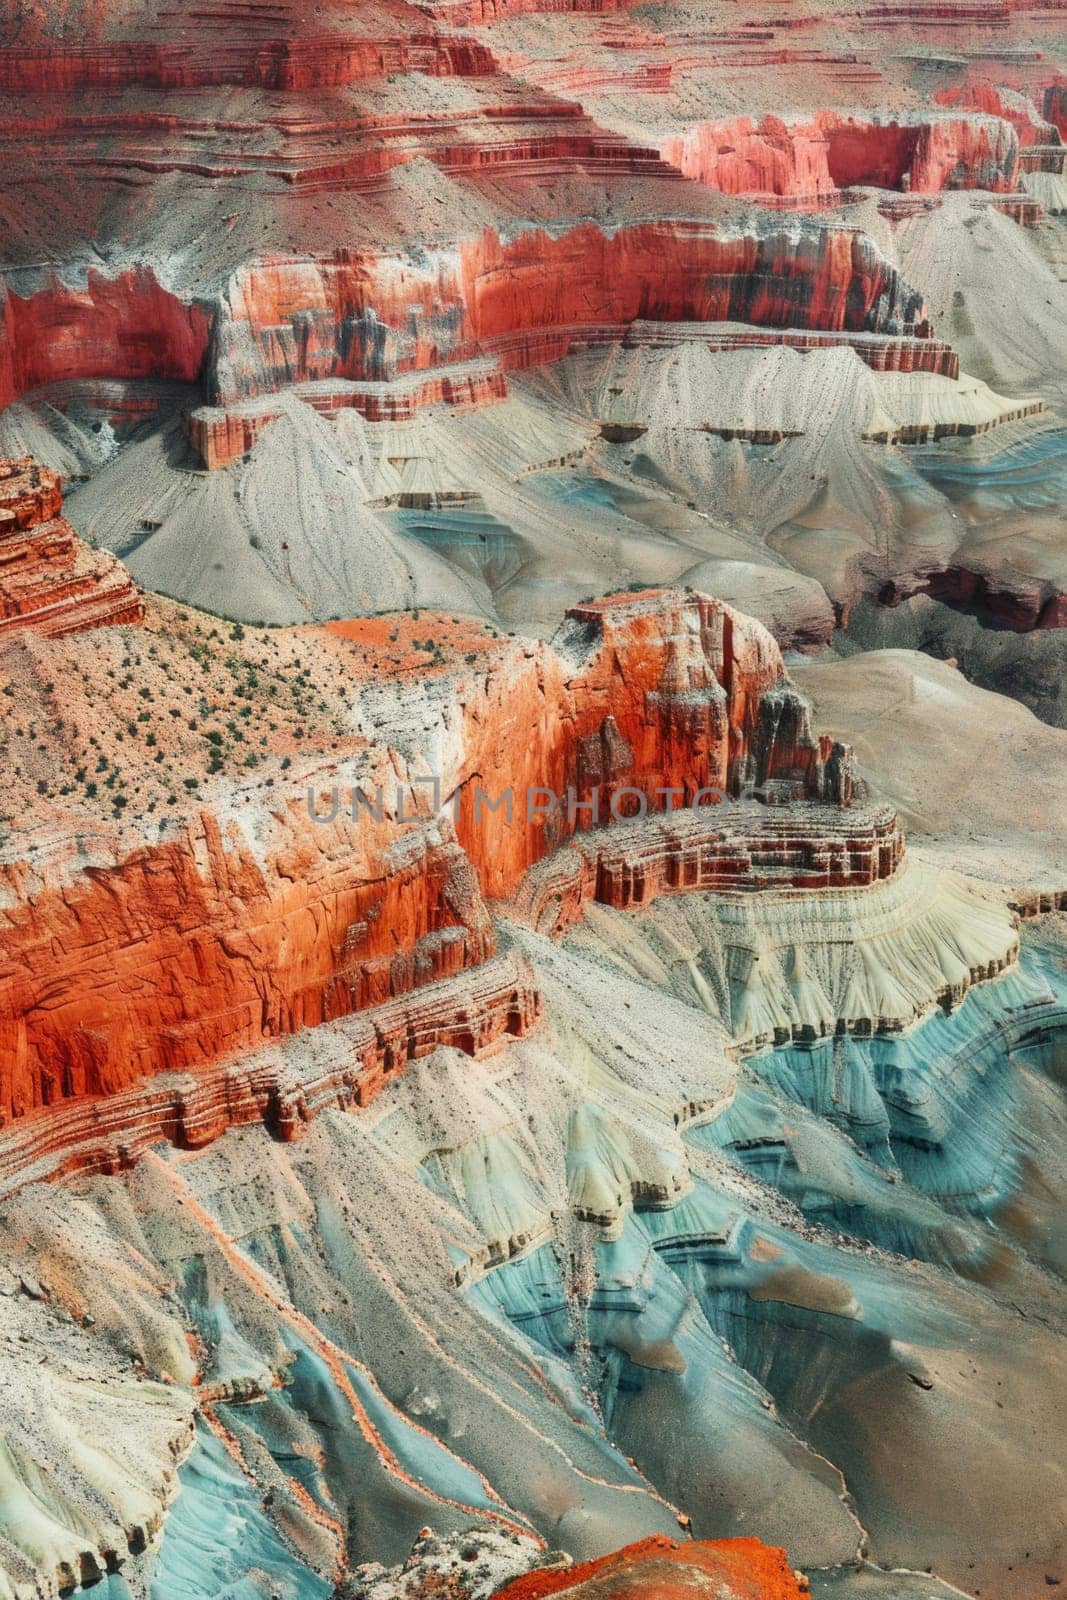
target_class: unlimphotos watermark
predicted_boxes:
[306,778,747,828]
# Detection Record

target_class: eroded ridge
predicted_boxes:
[0,550,1025,1200]
[0,953,540,1201]
[509,801,904,937]
[0,458,144,637]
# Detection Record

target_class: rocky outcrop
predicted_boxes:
[891,563,1067,629]
[0,457,143,636]
[347,1530,811,1599]
[661,109,1020,198]
[209,222,932,404]
[1044,83,1067,139]
[0,268,211,414]
[936,82,1061,145]
[345,1526,547,1600]
[186,359,510,469]
[0,221,935,415]
[0,954,540,1198]
[492,1535,809,1599]
[509,802,900,938]
[826,112,1018,192]
[440,590,854,903]
[564,856,1020,1052]
[0,578,852,1128]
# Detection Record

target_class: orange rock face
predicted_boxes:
[493,1535,809,1599]
[0,0,498,91]
[208,220,931,404]
[0,269,211,412]
[935,82,1059,145]
[0,458,143,637]
[424,589,854,902]
[0,953,540,1198]
[0,800,494,1121]
[0,560,854,1134]
[660,109,1019,200]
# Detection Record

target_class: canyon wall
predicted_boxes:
[0,562,852,1128]
[0,457,143,635]
[661,110,1020,199]
[394,589,854,902]
[0,9,498,91]
[0,268,211,413]
[0,223,932,412]
[210,221,931,403]
[0,953,540,1195]
[0,809,494,1122]
[510,802,900,938]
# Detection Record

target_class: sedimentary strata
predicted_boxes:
[0,954,541,1200]
[492,1534,809,1599]
[0,457,143,636]
[0,572,850,1127]
[509,801,901,937]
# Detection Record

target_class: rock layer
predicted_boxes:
[0,573,852,1128]
[0,457,143,636]
[661,110,1020,199]
[492,1535,809,1599]
[509,802,900,938]
[0,954,541,1200]
[0,224,936,414]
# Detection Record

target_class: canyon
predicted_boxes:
[0,494,1060,1600]
[0,481,857,1126]
[0,0,1065,1597]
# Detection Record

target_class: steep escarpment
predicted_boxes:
[0,0,499,91]
[0,563,851,1130]
[0,3,1064,1599]
[0,456,143,636]
[206,221,931,403]
[0,268,211,413]
[0,219,934,417]
[661,110,1020,200]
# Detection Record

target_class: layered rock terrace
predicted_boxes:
[0,571,850,1125]
[509,800,901,938]
[0,457,143,637]
[0,501,1026,1207]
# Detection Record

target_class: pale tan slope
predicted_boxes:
[521,340,1027,612]
[527,338,1032,444]
[67,399,495,624]
[791,648,1067,890]
[676,556,835,651]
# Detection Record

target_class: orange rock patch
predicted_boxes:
[493,1535,809,1598]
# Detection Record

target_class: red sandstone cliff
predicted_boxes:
[0,224,932,413]
[661,109,1019,199]
[206,221,930,404]
[492,1535,809,1599]
[0,269,210,414]
[0,457,143,636]
[0,532,852,1130]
